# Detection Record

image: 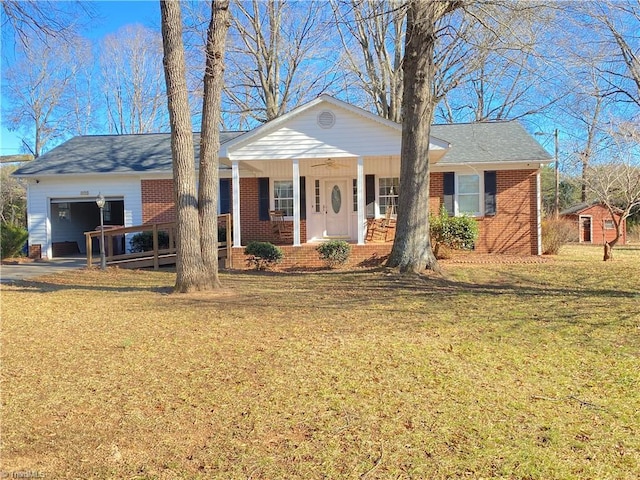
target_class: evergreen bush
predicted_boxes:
[130,231,170,253]
[244,241,283,270]
[1,222,28,259]
[430,206,479,258]
[316,240,351,268]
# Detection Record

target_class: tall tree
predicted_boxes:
[553,1,639,204]
[332,0,405,122]
[100,24,168,134]
[160,0,211,292]
[198,0,230,284]
[223,0,337,126]
[1,0,93,46]
[160,0,230,292]
[589,0,640,109]
[2,34,92,157]
[386,0,463,273]
[336,1,549,124]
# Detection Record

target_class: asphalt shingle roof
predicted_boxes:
[14,121,550,177]
[13,132,244,176]
[431,121,551,164]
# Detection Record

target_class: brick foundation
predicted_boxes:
[231,243,392,270]
[29,244,42,259]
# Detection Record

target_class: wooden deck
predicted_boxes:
[84,214,233,270]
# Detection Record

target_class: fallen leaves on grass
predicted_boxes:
[1,246,639,479]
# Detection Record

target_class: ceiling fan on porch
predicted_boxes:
[311,158,348,169]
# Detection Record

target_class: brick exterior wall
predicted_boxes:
[141,179,175,224]
[479,170,538,255]
[430,170,538,255]
[141,170,540,256]
[238,178,307,245]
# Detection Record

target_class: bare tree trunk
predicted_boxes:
[160,0,211,293]
[387,0,462,273]
[199,0,230,286]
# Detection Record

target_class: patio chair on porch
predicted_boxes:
[366,205,396,243]
[270,210,293,243]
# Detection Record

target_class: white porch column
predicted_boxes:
[292,158,301,246]
[357,156,365,245]
[232,160,242,247]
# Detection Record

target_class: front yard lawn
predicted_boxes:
[1,246,639,479]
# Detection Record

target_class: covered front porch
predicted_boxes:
[228,155,405,248]
[220,95,449,249]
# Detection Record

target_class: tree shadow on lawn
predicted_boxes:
[1,266,174,294]
[2,278,168,294]
[190,268,636,318]
[6,266,635,317]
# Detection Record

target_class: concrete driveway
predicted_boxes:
[0,256,86,284]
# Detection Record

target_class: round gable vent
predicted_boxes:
[317,110,336,129]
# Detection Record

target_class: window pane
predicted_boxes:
[379,177,399,215]
[458,195,480,214]
[274,181,293,198]
[274,181,294,216]
[458,175,479,194]
[353,179,358,212]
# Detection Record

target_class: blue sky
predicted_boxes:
[1,1,161,156]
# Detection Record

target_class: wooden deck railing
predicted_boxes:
[84,214,233,270]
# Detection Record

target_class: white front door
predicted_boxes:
[324,179,350,237]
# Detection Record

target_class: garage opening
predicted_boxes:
[50,198,125,256]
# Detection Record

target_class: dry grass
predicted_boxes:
[1,245,639,479]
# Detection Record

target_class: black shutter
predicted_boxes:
[484,171,497,216]
[299,176,306,220]
[219,178,231,214]
[365,174,375,218]
[258,177,270,221]
[443,172,455,216]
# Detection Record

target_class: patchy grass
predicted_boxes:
[1,245,639,479]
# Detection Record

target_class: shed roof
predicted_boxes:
[560,202,593,215]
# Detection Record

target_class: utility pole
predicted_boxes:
[554,129,559,219]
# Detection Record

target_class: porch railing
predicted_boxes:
[84,214,233,270]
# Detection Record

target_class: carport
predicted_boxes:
[50,197,124,256]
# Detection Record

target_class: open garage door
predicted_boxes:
[50,198,124,256]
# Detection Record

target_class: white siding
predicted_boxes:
[229,103,402,160]
[26,176,142,258]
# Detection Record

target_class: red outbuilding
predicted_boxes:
[561,202,627,245]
